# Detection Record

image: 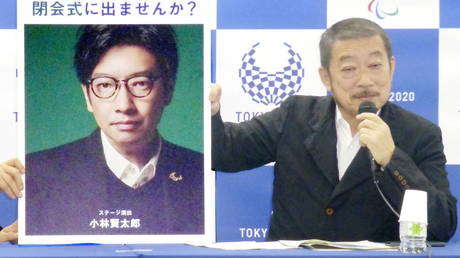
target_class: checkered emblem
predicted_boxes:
[239,42,304,106]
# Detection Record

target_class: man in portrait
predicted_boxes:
[25,25,204,235]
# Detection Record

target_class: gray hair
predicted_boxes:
[319,18,392,69]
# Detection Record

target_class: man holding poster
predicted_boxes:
[25,25,204,236]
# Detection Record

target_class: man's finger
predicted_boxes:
[3,220,18,233]
[4,166,23,192]
[5,158,25,174]
[0,163,23,193]
[209,84,222,102]
[0,169,21,198]
[210,84,222,115]
[0,232,18,243]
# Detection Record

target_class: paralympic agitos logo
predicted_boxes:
[368,0,399,19]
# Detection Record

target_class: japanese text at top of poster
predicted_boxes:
[17,0,215,245]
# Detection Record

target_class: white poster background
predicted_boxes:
[215,29,326,123]
[18,0,215,245]
[439,29,460,165]
[0,29,17,161]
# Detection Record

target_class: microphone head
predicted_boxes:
[358,101,377,114]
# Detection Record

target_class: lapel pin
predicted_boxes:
[169,172,183,182]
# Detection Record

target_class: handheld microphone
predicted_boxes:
[358,101,401,218]
[358,101,378,172]
[358,101,378,115]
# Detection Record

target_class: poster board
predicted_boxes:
[17,0,215,244]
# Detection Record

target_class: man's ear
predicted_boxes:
[389,56,396,79]
[81,85,94,113]
[162,79,174,106]
[319,67,332,92]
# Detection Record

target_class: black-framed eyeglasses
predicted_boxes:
[87,74,161,99]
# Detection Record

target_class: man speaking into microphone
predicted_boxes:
[210,18,457,242]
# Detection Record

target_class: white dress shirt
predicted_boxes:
[335,106,361,180]
[335,106,381,180]
[101,131,161,189]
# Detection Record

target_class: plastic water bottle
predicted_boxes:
[399,221,427,254]
[399,190,428,254]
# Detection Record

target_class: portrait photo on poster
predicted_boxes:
[22,24,206,243]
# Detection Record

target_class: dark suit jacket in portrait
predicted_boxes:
[26,130,204,235]
[212,95,457,242]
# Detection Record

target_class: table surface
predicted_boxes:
[1,242,459,258]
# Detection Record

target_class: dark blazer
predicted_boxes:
[26,130,204,235]
[212,95,457,242]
